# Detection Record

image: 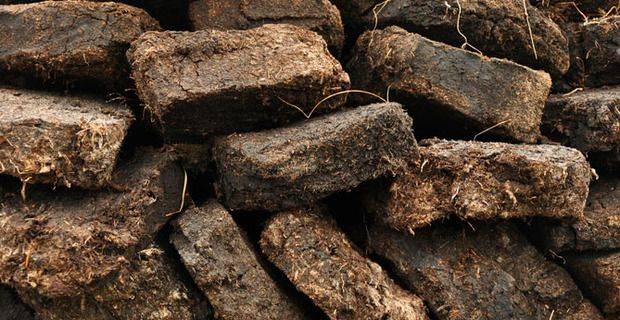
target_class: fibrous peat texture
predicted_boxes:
[213,102,418,212]
[171,201,308,320]
[0,87,133,189]
[364,139,591,230]
[127,23,350,143]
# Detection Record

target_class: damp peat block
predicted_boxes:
[213,102,418,212]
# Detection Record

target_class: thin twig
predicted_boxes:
[165,169,188,217]
[473,119,511,141]
[279,90,387,119]
[455,0,483,55]
[522,0,538,59]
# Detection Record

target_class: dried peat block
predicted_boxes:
[0,1,160,91]
[260,208,428,320]
[542,87,620,162]
[189,0,344,54]
[334,0,568,76]
[364,139,591,231]
[582,17,620,88]
[0,285,34,320]
[348,27,551,143]
[171,201,308,320]
[213,102,418,212]
[0,148,185,298]
[532,176,620,253]
[367,222,604,320]
[19,245,212,320]
[128,24,350,142]
[0,87,133,189]
[566,251,620,319]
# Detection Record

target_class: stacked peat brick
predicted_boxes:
[0,0,618,319]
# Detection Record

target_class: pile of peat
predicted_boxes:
[1,0,619,319]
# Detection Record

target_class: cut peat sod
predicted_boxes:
[127,23,350,143]
[348,27,551,142]
[188,0,344,55]
[364,139,591,231]
[18,245,211,320]
[366,222,604,320]
[0,87,133,189]
[532,176,620,252]
[334,0,569,76]
[213,102,418,212]
[0,1,160,92]
[260,208,428,320]
[171,201,308,320]
[566,250,620,319]
[0,148,185,299]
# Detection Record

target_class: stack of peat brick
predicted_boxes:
[0,0,618,319]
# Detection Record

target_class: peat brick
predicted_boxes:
[364,139,591,231]
[171,201,308,320]
[348,27,551,143]
[367,222,604,320]
[0,87,133,189]
[0,285,34,320]
[334,0,568,76]
[583,17,620,88]
[543,86,620,169]
[0,1,160,92]
[18,245,212,320]
[213,102,418,212]
[260,208,428,320]
[189,0,344,55]
[566,251,620,319]
[532,176,620,252]
[0,148,185,298]
[128,24,350,143]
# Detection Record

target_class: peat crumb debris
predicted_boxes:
[171,201,308,320]
[364,139,591,231]
[0,87,133,189]
[188,0,345,55]
[367,222,604,320]
[260,207,429,320]
[542,86,620,170]
[0,147,185,299]
[334,0,569,76]
[213,102,418,212]
[348,26,551,143]
[566,250,620,319]
[0,1,161,92]
[127,23,350,143]
[531,176,620,253]
[18,245,212,320]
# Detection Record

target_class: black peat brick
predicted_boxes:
[0,285,34,320]
[542,86,620,170]
[334,0,569,76]
[566,251,620,319]
[0,148,185,299]
[0,87,133,189]
[127,24,350,143]
[0,1,160,92]
[213,102,418,212]
[188,0,344,55]
[171,201,308,320]
[582,17,620,88]
[260,208,429,320]
[532,176,620,252]
[364,139,591,231]
[18,245,212,320]
[348,27,551,143]
[367,222,604,320]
